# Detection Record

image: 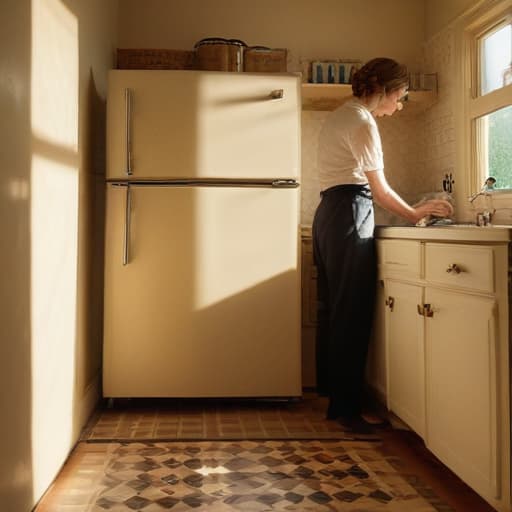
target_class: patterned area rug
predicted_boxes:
[88,440,453,511]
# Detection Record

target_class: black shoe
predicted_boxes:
[326,402,341,420]
[360,412,389,428]
[338,414,376,435]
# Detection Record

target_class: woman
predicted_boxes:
[313,58,452,431]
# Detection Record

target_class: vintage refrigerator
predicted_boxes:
[103,70,302,398]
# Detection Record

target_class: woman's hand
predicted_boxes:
[366,170,454,224]
[413,199,453,223]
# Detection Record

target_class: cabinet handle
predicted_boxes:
[385,296,395,312]
[417,303,434,317]
[123,184,132,265]
[446,263,463,274]
[125,88,133,176]
[424,303,434,317]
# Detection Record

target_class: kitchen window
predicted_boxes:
[465,4,512,196]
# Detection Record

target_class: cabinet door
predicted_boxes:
[385,281,425,437]
[424,288,499,499]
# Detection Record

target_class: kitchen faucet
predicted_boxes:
[468,177,496,225]
[468,190,486,204]
[469,176,496,203]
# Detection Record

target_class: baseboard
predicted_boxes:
[76,373,101,437]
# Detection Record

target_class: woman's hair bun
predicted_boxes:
[352,58,408,98]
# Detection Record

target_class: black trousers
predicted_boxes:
[312,184,377,418]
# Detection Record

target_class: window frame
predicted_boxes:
[463,2,512,201]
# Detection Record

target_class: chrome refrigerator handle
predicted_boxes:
[125,88,132,176]
[123,184,132,265]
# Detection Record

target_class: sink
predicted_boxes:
[376,223,512,229]
[429,223,512,229]
[436,223,477,227]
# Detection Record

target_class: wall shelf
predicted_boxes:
[301,83,437,111]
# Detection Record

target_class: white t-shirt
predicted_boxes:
[316,98,384,191]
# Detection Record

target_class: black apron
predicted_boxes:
[312,184,377,418]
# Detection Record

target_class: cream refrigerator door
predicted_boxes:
[103,184,301,397]
[107,70,300,180]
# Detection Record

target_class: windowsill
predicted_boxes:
[482,190,512,206]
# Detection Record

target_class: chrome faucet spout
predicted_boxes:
[469,177,497,203]
[468,191,486,204]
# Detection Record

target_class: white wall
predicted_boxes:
[118,0,426,71]
[0,1,117,510]
[425,0,482,39]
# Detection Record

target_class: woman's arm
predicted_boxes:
[365,170,453,224]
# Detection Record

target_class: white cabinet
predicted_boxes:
[424,288,500,499]
[375,237,510,512]
[385,280,425,437]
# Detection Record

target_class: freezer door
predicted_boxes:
[103,184,301,397]
[107,70,300,180]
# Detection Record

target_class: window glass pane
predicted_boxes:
[478,105,512,189]
[480,24,512,95]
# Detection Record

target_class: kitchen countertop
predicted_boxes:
[375,224,512,242]
[301,224,512,242]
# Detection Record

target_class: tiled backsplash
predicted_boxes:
[301,28,457,227]
[301,103,434,226]
[421,27,457,210]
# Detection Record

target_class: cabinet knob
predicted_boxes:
[424,303,434,317]
[446,263,463,274]
[385,296,395,312]
[418,303,434,317]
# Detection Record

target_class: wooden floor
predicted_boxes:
[379,427,496,512]
[35,396,497,511]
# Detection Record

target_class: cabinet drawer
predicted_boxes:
[425,243,494,293]
[377,240,422,279]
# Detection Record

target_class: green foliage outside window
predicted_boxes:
[488,105,512,189]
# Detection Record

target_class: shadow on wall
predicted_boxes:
[77,68,107,402]
[0,0,33,510]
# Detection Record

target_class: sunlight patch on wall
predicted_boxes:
[31,0,78,149]
[30,0,78,501]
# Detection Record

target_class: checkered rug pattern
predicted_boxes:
[90,440,453,511]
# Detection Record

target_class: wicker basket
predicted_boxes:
[116,49,197,70]
[195,38,246,72]
[243,47,287,73]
